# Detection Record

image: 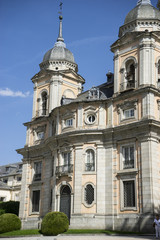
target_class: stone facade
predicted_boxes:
[0,162,22,202]
[17,0,160,233]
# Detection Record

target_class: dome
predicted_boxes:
[43,42,75,63]
[124,2,160,25]
[42,15,76,65]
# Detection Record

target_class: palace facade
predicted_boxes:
[17,0,160,232]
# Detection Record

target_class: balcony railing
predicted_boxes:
[123,160,134,169]
[33,173,41,181]
[56,164,73,176]
[85,163,95,171]
[120,81,136,92]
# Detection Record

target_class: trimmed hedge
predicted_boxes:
[0,201,19,216]
[0,213,21,233]
[41,212,69,236]
[0,209,5,216]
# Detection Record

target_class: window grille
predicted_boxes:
[32,190,40,212]
[87,115,95,123]
[85,150,95,171]
[123,181,135,207]
[85,184,94,205]
[41,92,47,115]
[122,146,134,169]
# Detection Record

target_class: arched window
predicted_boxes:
[84,184,94,205]
[41,92,47,115]
[85,149,95,171]
[125,60,135,88]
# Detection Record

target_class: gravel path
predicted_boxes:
[0,234,156,240]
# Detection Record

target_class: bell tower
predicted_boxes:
[111,0,160,95]
[31,13,85,119]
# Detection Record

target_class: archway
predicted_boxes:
[60,185,71,223]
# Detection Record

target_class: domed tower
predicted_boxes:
[31,15,85,118]
[111,0,160,95]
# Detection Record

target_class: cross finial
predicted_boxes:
[58,2,63,16]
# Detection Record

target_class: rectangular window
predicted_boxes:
[32,190,40,212]
[3,178,8,184]
[124,109,134,119]
[63,152,71,172]
[34,162,42,181]
[65,119,73,127]
[122,146,134,169]
[17,176,22,182]
[123,181,135,208]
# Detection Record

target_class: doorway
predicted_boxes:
[60,185,71,223]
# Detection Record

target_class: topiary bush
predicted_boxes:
[41,211,69,236]
[0,201,20,216]
[0,213,21,233]
[0,209,5,216]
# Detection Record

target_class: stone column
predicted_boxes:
[73,145,83,213]
[139,37,155,86]
[32,84,37,118]
[49,79,54,113]
[40,152,52,217]
[99,104,106,128]
[107,101,113,127]
[140,136,160,214]
[142,92,155,119]
[113,50,119,94]
[77,104,83,129]
[19,161,30,220]
[96,144,106,214]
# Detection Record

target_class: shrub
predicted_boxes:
[0,213,21,233]
[0,201,19,216]
[41,211,69,236]
[0,209,5,216]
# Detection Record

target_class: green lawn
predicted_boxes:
[64,229,141,235]
[0,229,40,237]
[0,228,142,237]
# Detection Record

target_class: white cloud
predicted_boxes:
[68,35,115,47]
[0,88,30,98]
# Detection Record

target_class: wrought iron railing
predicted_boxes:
[33,173,41,181]
[85,163,95,171]
[120,81,136,92]
[56,164,73,175]
[123,160,134,169]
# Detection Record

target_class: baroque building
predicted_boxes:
[17,0,160,232]
[0,162,22,202]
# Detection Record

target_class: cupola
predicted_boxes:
[119,0,160,37]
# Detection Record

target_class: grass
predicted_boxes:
[0,228,143,237]
[64,229,141,235]
[0,229,40,237]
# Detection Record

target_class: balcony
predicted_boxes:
[56,164,73,178]
[33,173,41,181]
[123,160,134,169]
[120,81,136,92]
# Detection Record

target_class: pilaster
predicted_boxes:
[114,50,119,94]
[73,145,83,213]
[32,84,37,118]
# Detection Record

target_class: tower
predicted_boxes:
[31,15,85,119]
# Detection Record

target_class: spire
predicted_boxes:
[57,15,64,42]
[54,2,66,48]
[137,0,151,5]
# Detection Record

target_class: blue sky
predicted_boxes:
[0,0,158,165]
